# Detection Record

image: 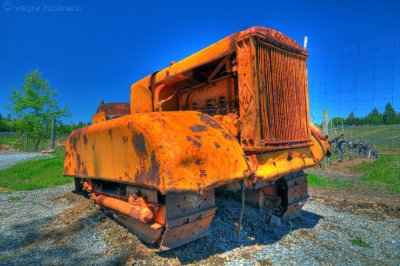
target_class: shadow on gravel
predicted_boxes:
[0,211,110,265]
[0,216,54,254]
[160,194,322,264]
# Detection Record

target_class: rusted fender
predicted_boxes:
[248,123,330,181]
[64,111,249,194]
[91,194,154,224]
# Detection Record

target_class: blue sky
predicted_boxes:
[1,0,399,123]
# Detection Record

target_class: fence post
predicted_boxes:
[323,109,329,134]
[323,110,329,165]
[25,132,28,152]
[41,125,45,151]
[51,118,55,150]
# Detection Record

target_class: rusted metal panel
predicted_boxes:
[165,189,215,223]
[236,35,312,153]
[126,186,159,204]
[178,77,237,116]
[286,176,308,206]
[236,26,307,55]
[130,75,154,113]
[212,113,239,137]
[247,124,330,182]
[93,102,130,124]
[92,111,106,124]
[166,208,216,229]
[237,37,262,148]
[159,215,213,251]
[256,40,312,151]
[64,111,249,194]
[96,102,130,116]
[103,208,163,244]
[280,172,309,220]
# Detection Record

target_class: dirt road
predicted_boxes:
[0,153,51,170]
[1,183,399,265]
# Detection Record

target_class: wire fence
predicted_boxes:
[308,34,400,154]
[0,131,69,153]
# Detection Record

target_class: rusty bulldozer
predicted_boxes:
[64,26,330,250]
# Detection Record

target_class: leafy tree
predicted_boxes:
[330,117,345,127]
[383,103,396,125]
[355,117,363,126]
[365,108,383,125]
[0,113,16,132]
[1,120,9,132]
[8,70,69,150]
[345,112,356,125]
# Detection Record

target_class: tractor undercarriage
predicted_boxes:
[75,170,308,250]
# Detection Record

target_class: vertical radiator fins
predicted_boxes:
[257,40,312,150]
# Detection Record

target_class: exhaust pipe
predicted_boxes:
[91,194,154,224]
[310,123,328,140]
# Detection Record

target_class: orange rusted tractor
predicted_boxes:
[64,26,330,250]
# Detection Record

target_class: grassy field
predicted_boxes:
[308,154,400,193]
[0,152,72,192]
[331,124,400,152]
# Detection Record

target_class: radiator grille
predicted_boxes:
[257,40,311,149]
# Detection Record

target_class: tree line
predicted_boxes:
[0,116,90,134]
[329,103,400,127]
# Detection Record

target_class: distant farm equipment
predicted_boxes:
[329,134,378,161]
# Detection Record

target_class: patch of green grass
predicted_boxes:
[7,195,25,201]
[102,235,111,244]
[0,135,23,150]
[309,154,399,193]
[0,152,72,191]
[351,236,370,247]
[351,154,400,193]
[308,173,351,188]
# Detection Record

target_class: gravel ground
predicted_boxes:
[0,153,51,170]
[0,184,399,265]
[0,184,121,265]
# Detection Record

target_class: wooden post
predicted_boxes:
[323,110,329,165]
[51,118,55,150]
[323,109,328,134]
[42,125,45,151]
[25,132,28,152]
